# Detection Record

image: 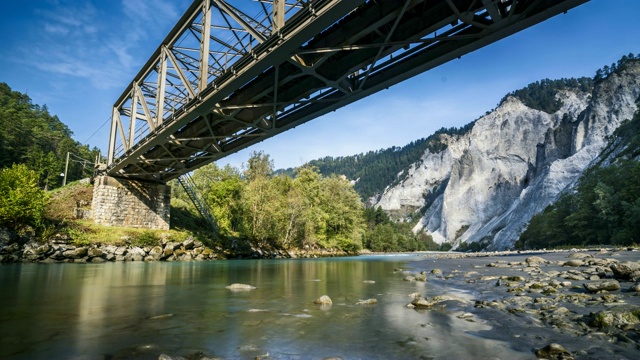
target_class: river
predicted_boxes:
[0,255,531,359]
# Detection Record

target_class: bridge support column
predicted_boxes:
[91,175,170,230]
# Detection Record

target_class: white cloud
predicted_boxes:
[18,0,190,91]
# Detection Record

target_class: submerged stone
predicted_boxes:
[314,295,332,305]
[356,298,378,305]
[226,283,256,291]
[534,343,574,360]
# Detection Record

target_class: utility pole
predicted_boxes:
[63,151,70,186]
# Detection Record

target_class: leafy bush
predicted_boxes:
[135,230,160,246]
[0,164,48,229]
[68,227,91,246]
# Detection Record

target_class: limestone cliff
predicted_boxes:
[374,61,640,250]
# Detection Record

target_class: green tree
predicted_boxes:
[0,164,48,229]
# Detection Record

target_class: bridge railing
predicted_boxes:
[107,0,305,164]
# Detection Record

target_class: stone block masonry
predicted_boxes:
[92,175,170,230]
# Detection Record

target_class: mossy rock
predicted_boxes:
[589,306,640,329]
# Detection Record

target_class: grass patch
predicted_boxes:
[45,181,93,221]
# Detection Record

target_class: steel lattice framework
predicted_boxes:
[106,0,588,182]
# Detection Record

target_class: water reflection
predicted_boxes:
[0,257,528,359]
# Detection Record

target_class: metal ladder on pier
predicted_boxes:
[178,173,217,234]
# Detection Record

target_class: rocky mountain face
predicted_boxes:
[373,61,640,250]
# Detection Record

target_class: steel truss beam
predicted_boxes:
[106,0,588,182]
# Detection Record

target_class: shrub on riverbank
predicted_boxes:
[0,164,48,230]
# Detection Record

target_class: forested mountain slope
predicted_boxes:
[0,83,99,188]
[278,123,475,200]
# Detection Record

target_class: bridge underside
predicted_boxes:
[106,0,587,183]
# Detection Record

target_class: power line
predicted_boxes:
[83,116,111,144]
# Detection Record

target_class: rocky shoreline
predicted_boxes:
[0,237,219,263]
[0,228,352,263]
[400,248,640,359]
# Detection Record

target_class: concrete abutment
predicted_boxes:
[91,175,170,230]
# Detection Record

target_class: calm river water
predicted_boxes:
[0,255,528,359]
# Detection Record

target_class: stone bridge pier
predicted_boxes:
[91,175,170,230]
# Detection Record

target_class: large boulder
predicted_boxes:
[583,280,621,293]
[525,256,547,266]
[589,306,640,329]
[610,261,640,280]
[148,246,163,260]
[130,246,146,261]
[182,237,195,250]
[88,248,103,258]
[0,227,18,247]
[63,247,87,259]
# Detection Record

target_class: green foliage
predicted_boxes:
[0,164,49,229]
[173,153,365,253]
[594,53,639,82]
[500,77,594,114]
[438,243,453,252]
[0,82,100,188]
[457,239,489,252]
[518,159,640,249]
[362,206,435,252]
[278,124,475,200]
[68,227,91,247]
[135,231,160,247]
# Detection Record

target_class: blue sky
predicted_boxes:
[1,0,639,170]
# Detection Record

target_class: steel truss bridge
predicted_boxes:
[106,0,588,183]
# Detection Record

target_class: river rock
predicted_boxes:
[202,248,215,259]
[567,252,593,259]
[182,238,195,250]
[356,298,378,305]
[162,242,174,251]
[148,246,163,260]
[88,248,103,258]
[414,272,427,282]
[314,295,332,305]
[0,227,18,246]
[178,252,193,261]
[158,355,187,360]
[534,343,574,360]
[563,259,584,267]
[526,256,547,266]
[63,247,87,259]
[589,306,640,329]
[610,261,640,280]
[411,298,437,308]
[583,280,621,293]
[430,268,443,277]
[226,283,256,291]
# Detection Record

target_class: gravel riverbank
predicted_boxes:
[399,248,640,359]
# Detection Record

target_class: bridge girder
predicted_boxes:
[106,0,589,183]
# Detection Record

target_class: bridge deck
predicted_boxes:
[106,0,588,183]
